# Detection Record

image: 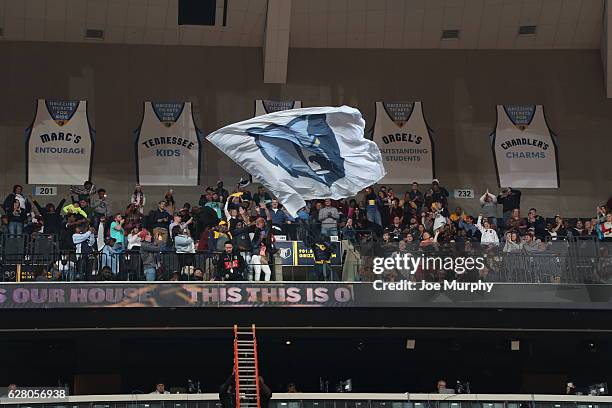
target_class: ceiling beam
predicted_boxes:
[263,0,292,84]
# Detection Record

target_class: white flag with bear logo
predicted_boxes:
[207,106,386,216]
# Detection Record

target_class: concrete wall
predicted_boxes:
[0,41,610,216]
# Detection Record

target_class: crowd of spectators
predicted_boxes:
[2,178,611,282]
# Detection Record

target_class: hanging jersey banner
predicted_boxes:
[372,101,434,184]
[26,99,95,185]
[254,100,302,117]
[135,102,203,186]
[491,105,559,188]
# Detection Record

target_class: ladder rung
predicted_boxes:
[235,325,259,408]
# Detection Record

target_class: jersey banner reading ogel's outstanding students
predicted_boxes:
[135,102,203,186]
[254,100,302,117]
[372,101,434,184]
[26,99,95,185]
[491,105,559,188]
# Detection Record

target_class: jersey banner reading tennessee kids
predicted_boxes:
[26,99,95,185]
[135,102,203,186]
[491,104,559,188]
[372,101,434,184]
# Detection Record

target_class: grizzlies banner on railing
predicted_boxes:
[372,101,434,184]
[491,105,559,188]
[26,100,95,185]
[135,102,203,186]
[254,100,302,117]
[275,241,342,266]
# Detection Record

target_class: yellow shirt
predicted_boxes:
[63,204,87,218]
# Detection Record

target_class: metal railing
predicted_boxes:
[1,233,612,283]
[2,392,612,408]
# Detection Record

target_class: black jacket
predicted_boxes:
[216,250,246,281]
[6,208,27,224]
[232,230,253,252]
[497,189,522,213]
[33,198,66,235]
[232,220,273,254]
[149,209,171,230]
[526,215,546,240]
[312,240,333,264]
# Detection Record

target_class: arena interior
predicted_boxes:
[1,0,612,406]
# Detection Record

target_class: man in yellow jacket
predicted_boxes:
[63,202,88,219]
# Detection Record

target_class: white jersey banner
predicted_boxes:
[135,102,203,186]
[491,105,559,188]
[372,101,434,184]
[254,100,302,117]
[26,99,95,185]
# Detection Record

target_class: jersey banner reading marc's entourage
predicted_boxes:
[26,99,95,185]
[135,102,203,186]
[372,101,434,184]
[491,104,559,188]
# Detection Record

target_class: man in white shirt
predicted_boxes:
[476,215,499,245]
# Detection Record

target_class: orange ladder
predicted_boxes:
[233,324,261,408]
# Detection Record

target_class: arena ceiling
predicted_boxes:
[0,0,604,49]
[0,0,610,90]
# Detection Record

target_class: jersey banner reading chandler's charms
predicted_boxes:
[372,101,434,184]
[491,105,559,188]
[26,99,95,185]
[135,102,203,186]
[254,100,302,117]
